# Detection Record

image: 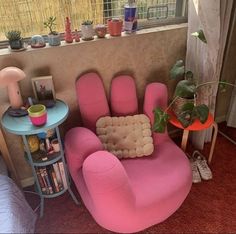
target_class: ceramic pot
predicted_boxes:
[48,33,61,46]
[81,24,94,40]
[107,19,123,36]
[95,24,107,38]
[9,39,23,50]
[28,104,47,126]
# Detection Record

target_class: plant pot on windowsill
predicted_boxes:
[5,30,24,50]
[107,18,123,36]
[48,32,61,46]
[9,40,24,50]
[95,24,107,38]
[81,20,94,41]
[44,16,61,46]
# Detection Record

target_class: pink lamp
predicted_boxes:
[0,67,26,109]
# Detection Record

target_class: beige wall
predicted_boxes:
[0,24,187,184]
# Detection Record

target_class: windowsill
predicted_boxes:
[0,23,187,57]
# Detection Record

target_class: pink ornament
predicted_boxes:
[74,29,80,42]
[65,17,73,43]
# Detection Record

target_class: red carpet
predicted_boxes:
[26,125,236,233]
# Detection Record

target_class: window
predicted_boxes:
[0,0,187,41]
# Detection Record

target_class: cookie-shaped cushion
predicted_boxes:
[96,114,154,159]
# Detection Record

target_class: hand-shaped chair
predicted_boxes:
[64,73,192,233]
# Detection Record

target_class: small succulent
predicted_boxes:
[82,20,93,25]
[5,30,22,41]
[44,16,58,35]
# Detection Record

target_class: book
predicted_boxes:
[53,163,64,191]
[43,167,53,194]
[58,161,68,190]
[39,168,49,194]
[36,168,47,194]
[49,167,60,193]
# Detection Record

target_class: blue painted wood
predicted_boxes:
[1,99,79,217]
[42,188,67,198]
[1,99,69,135]
[32,153,62,167]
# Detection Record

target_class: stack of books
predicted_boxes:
[35,160,68,195]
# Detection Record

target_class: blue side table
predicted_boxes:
[1,99,79,217]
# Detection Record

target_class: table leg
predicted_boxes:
[208,122,218,164]
[0,128,21,187]
[181,129,189,151]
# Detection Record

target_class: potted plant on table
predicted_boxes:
[81,20,94,41]
[107,18,123,37]
[6,30,24,50]
[44,16,61,46]
[153,30,233,133]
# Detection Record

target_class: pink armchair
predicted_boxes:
[65,73,192,233]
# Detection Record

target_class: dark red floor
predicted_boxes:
[25,122,236,233]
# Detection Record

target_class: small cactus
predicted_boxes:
[82,20,93,25]
[5,30,22,41]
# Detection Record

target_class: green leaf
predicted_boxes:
[193,104,209,123]
[174,80,196,98]
[185,70,194,80]
[219,80,227,92]
[191,29,207,43]
[153,108,170,133]
[170,60,185,80]
[177,110,194,128]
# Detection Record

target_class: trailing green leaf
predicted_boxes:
[153,108,170,133]
[170,60,185,80]
[177,102,194,128]
[219,80,227,93]
[174,80,196,99]
[191,29,207,43]
[185,70,194,80]
[193,104,209,123]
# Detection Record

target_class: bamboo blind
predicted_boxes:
[0,0,103,40]
[0,0,177,41]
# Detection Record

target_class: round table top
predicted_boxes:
[168,111,214,131]
[1,99,69,135]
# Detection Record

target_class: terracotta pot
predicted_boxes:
[107,19,123,36]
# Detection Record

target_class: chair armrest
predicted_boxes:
[83,151,135,226]
[65,127,103,177]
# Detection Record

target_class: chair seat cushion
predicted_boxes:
[96,114,154,159]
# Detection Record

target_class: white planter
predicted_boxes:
[81,24,94,40]
[48,33,61,46]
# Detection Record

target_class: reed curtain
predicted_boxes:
[186,0,233,149]
[0,0,103,40]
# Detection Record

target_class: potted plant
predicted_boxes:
[95,24,107,38]
[43,16,61,46]
[81,20,94,41]
[153,30,233,132]
[107,18,123,36]
[5,30,23,50]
